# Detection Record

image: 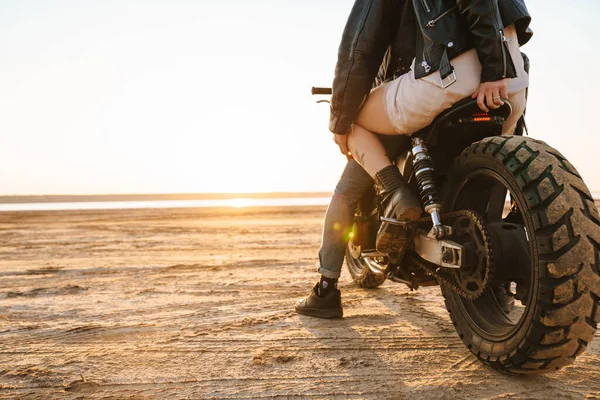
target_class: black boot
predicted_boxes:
[295,280,343,319]
[375,165,422,253]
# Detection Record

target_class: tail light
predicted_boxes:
[458,112,503,124]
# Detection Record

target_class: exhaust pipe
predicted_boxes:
[362,256,386,275]
[361,252,413,287]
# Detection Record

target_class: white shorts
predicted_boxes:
[383,24,528,135]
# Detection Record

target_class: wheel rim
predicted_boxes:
[447,168,536,341]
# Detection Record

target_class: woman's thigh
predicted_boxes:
[355,84,400,135]
[356,76,447,136]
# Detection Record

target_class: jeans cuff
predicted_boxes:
[318,266,341,279]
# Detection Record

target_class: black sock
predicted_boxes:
[375,165,403,193]
[317,275,338,297]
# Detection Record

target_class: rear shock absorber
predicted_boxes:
[411,137,446,238]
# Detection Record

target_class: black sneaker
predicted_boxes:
[295,284,343,319]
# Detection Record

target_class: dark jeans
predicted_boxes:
[317,135,408,279]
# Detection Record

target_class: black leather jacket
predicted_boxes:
[329,0,532,134]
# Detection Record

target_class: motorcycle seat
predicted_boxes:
[414,97,512,143]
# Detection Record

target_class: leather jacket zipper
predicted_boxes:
[500,29,508,77]
[420,0,431,13]
[421,61,431,73]
[426,5,458,28]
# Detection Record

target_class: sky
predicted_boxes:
[0,0,599,195]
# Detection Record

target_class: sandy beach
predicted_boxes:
[1,205,600,399]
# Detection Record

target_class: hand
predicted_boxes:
[333,132,353,160]
[472,79,509,112]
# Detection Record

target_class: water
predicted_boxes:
[0,197,332,212]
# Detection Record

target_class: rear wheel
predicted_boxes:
[442,135,600,374]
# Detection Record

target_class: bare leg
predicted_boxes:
[347,85,409,177]
[347,120,422,254]
[347,125,391,177]
[346,85,423,253]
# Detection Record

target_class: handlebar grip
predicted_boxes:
[311,87,332,95]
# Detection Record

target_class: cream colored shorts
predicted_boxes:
[383,24,528,135]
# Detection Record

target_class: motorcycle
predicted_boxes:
[312,86,600,374]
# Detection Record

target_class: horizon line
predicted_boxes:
[0,192,334,204]
[2,189,600,204]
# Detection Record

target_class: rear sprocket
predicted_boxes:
[409,210,493,300]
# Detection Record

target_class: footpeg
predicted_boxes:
[361,251,389,259]
[380,216,410,228]
[376,218,411,253]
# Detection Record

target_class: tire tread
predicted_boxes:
[442,135,600,374]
